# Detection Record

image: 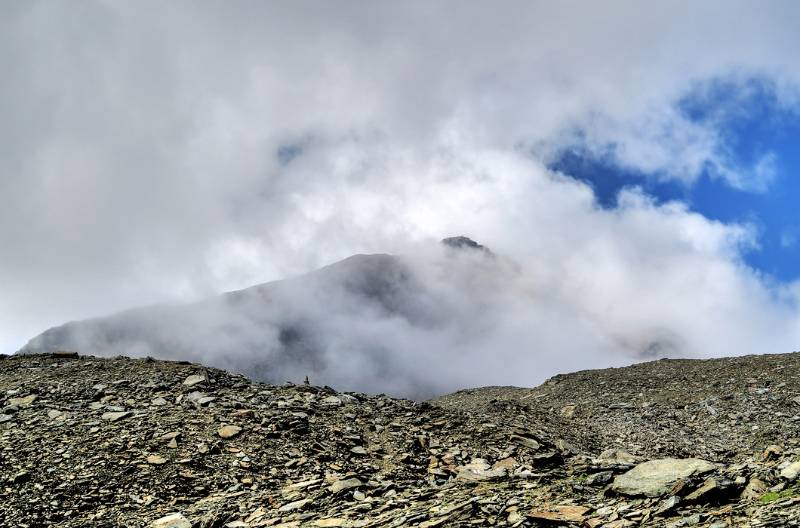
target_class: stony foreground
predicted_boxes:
[1,353,800,527]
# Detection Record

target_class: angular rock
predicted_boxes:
[183,374,206,387]
[455,459,507,481]
[684,478,719,503]
[278,498,311,512]
[780,461,800,481]
[586,471,613,485]
[596,449,639,465]
[611,458,716,497]
[8,395,37,407]
[147,454,168,465]
[741,478,767,501]
[528,505,589,523]
[654,495,681,516]
[329,477,362,493]
[152,513,191,528]
[321,395,343,407]
[218,425,242,439]
[101,411,131,422]
[510,434,540,450]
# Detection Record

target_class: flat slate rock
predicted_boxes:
[612,458,716,497]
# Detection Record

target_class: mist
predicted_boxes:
[22,181,800,399]
[4,2,800,397]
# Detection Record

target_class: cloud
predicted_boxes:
[781,226,800,249]
[18,151,800,397]
[3,2,800,392]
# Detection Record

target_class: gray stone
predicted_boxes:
[510,434,540,450]
[8,395,37,407]
[586,471,613,485]
[780,460,800,481]
[151,513,191,528]
[147,454,168,465]
[654,495,681,516]
[330,477,362,493]
[741,478,767,501]
[101,411,131,422]
[596,449,639,465]
[278,498,311,512]
[684,478,719,502]
[455,459,507,481]
[186,391,216,405]
[321,395,342,407]
[183,374,206,387]
[612,458,716,497]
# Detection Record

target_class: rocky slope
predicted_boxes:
[2,352,800,527]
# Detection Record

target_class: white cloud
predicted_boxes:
[2,2,800,391]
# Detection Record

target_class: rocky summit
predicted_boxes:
[2,352,800,527]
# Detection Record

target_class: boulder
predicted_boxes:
[612,458,716,497]
[780,461,800,481]
[152,513,191,528]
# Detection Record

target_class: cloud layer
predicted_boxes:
[3,2,800,391]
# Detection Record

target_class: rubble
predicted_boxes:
[1,352,800,526]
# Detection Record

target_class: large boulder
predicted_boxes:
[612,458,716,497]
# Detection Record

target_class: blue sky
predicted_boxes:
[550,79,800,282]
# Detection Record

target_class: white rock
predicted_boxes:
[101,411,131,422]
[321,396,342,407]
[330,477,362,493]
[183,374,206,387]
[780,461,800,481]
[152,513,191,528]
[279,498,311,512]
[455,458,507,481]
[612,458,716,497]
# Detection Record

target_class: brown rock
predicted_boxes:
[218,425,242,439]
[147,454,168,465]
[528,505,590,523]
[8,395,37,407]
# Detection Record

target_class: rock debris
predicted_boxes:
[2,352,800,526]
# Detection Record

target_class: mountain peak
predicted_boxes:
[441,236,490,253]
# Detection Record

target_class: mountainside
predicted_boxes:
[17,236,707,400]
[18,239,496,398]
[433,353,800,462]
[2,352,800,527]
[18,252,426,393]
